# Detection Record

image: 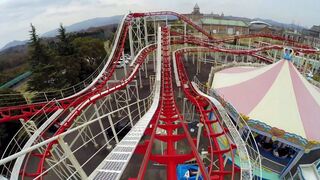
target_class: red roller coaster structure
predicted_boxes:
[0,10,319,180]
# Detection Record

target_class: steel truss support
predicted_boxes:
[175,48,239,180]
[129,17,147,60]
[135,26,209,180]
[20,119,38,137]
[71,107,99,148]
[182,98,195,123]
[57,137,88,179]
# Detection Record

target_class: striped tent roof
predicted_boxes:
[212,60,320,142]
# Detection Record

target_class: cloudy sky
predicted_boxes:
[0,0,319,48]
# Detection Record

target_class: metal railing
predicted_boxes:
[0,15,126,107]
[193,77,263,179]
[0,99,62,177]
[0,90,154,179]
[191,81,252,179]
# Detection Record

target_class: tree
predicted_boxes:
[28,24,50,67]
[57,24,74,56]
[27,24,56,91]
[72,37,105,81]
[26,24,108,91]
[53,24,80,87]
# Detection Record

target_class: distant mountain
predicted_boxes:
[42,15,123,37]
[1,40,27,51]
[1,14,308,51]
[0,15,123,52]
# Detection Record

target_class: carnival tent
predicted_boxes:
[212,60,320,142]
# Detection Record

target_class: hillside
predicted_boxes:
[42,15,122,37]
[1,15,122,51]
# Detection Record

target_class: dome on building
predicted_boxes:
[250,20,271,30]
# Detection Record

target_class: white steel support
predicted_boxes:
[135,81,142,119]
[191,106,195,122]
[143,17,149,46]
[113,90,131,117]
[122,51,127,77]
[182,98,195,122]
[197,51,201,74]
[113,70,117,80]
[153,51,156,73]
[47,149,71,179]
[94,104,112,150]
[196,123,203,149]
[82,112,99,147]
[125,91,134,127]
[126,85,132,101]
[70,109,98,148]
[129,25,135,61]
[126,80,139,100]
[139,69,143,88]
[51,146,76,178]
[107,115,119,143]
[19,119,37,137]
[184,23,187,60]
[273,50,278,63]
[57,137,88,180]
[144,55,148,78]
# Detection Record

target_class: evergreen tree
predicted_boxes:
[55,24,80,87]
[27,24,56,91]
[28,24,49,67]
[72,37,105,81]
[57,24,74,56]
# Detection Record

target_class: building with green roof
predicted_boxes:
[200,18,249,35]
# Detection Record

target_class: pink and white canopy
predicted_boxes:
[212,60,320,142]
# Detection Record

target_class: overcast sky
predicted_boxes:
[0,0,319,48]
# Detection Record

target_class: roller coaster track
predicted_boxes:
[1,10,319,180]
[173,47,264,179]
[174,48,238,179]
[26,33,295,179]
[133,26,210,180]
[0,11,216,123]
[0,12,318,123]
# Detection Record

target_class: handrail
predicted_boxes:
[1,11,319,123]
[0,99,61,177]
[0,15,126,106]
[194,77,262,177]
[174,44,238,179]
[89,28,162,179]
[192,82,253,179]
[0,92,154,167]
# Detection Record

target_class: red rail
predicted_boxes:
[134,27,210,180]
[1,12,317,123]
[2,11,319,179]
[21,44,157,179]
[175,48,238,179]
[0,11,215,123]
